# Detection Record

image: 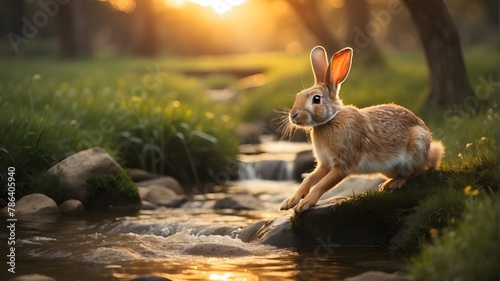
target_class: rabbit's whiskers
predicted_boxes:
[273,106,296,141]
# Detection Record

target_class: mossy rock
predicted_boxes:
[85,170,140,210]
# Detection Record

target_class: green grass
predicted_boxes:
[0,57,243,198]
[410,197,499,281]
[0,45,498,202]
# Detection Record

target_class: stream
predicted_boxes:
[2,142,404,280]
[3,206,402,281]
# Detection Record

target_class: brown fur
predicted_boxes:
[280,46,445,213]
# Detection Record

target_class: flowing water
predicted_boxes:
[2,200,403,281]
[3,143,403,280]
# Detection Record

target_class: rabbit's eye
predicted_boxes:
[312,95,321,104]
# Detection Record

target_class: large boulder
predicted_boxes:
[237,175,387,247]
[47,147,122,202]
[1,193,60,216]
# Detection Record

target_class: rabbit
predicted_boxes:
[280,46,445,213]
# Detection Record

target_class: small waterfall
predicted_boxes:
[237,141,314,182]
[238,160,294,181]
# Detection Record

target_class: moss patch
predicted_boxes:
[85,170,140,210]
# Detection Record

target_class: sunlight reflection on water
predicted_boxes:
[6,207,402,280]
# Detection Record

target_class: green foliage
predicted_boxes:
[85,169,140,210]
[410,197,499,281]
[0,57,240,198]
[31,172,69,205]
[393,189,467,255]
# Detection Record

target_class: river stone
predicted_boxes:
[145,186,177,205]
[47,147,122,202]
[9,274,57,281]
[182,243,251,257]
[136,176,184,195]
[213,194,264,210]
[58,199,85,215]
[345,271,410,281]
[138,186,151,200]
[128,168,161,182]
[140,200,159,210]
[5,193,60,216]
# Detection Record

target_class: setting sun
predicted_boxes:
[164,0,245,14]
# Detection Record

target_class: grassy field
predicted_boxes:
[0,46,498,194]
[0,45,498,279]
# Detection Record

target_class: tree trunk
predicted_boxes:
[55,0,92,57]
[1,0,25,35]
[343,0,384,66]
[402,0,473,107]
[286,0,339,51]
[132,0,160,56]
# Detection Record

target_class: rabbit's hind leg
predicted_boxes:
[379,126,431,191]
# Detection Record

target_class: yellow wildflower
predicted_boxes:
[464,185,479,196]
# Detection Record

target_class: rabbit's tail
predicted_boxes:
[425,140,445,170]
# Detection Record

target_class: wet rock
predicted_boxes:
[131,276,172,281]
[145,186,177,205]
[213,194,264,210]
[140,200,159,210]
[143,186,187,208]
[9,274,57,281]
[2,193,60,216]
[138,186,151,200]
[237,220,268,242]
[345,271,410,281]
[292,150,315,182]
[47,147,122,202]
[240,213,294,247]
[239,195,393,248]
[136,176,184,195]
[58,199,85,215]
[128,168,161,182]
[183,243,251,257]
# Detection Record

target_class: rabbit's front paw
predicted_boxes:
[280,195,302,210]
[293,193,320,213]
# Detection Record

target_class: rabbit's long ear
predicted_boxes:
[328,47,353,91]
[310,46,328,85]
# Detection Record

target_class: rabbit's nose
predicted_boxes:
[290,112,299,124]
